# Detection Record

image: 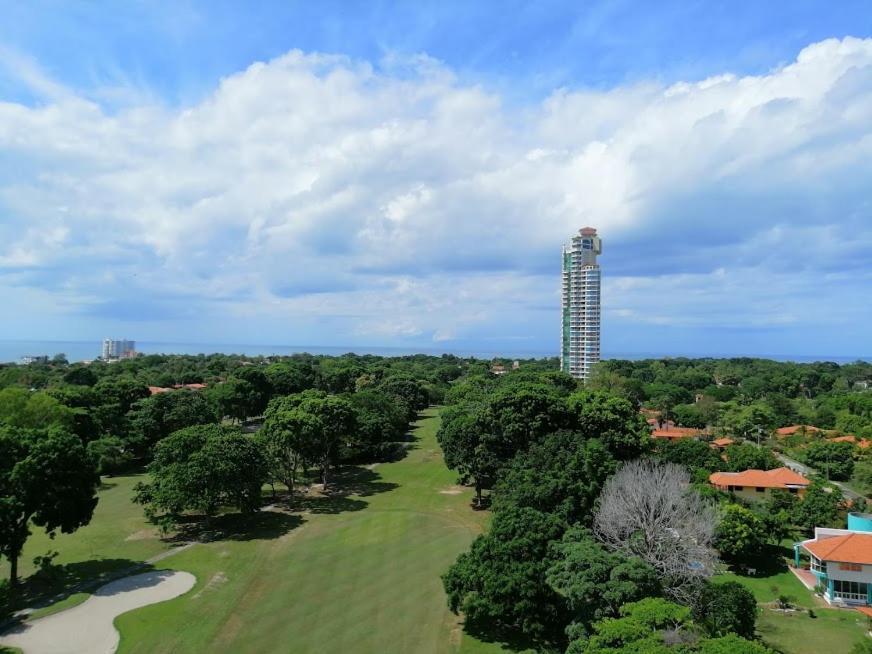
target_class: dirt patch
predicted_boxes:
[439,486,464,495]
[125,528,159,541]
[192,572,227,599]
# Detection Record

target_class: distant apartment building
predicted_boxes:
[20,355,49,365]
[101,338,136,360]
[561,227,601,380]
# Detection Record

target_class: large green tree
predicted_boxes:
[493,432,616,524]
[566,390,651,460]
[547,526,661,631]
[692,581,757,640]
[443,506,567,644]
[259,408,323,492]
[0,426,100,586]
[715,504,768,561]
[134,424,267,520]
[128,389,218,456]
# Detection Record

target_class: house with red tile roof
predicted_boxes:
[709,467,810,501]
[710,437,735,450]
[795,514,872,606]
[148,386,172,395]
[651,426,701,441]
[776,425,821,437]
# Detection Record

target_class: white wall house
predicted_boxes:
[796,515,872,606]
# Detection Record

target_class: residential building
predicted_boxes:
[710,437,735,450]
[101,338,136,360]
[561,227,601,381]
[795,513,872,606]
[776,424,821,437]
[708,467,810,501]
[20,355,49,365]
[651,426,702,441]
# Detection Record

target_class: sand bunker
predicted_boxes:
[0,569,196,654]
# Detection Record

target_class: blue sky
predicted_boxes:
[0,1,870,358]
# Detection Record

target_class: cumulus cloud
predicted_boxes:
[0,38,870,353]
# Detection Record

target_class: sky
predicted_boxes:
[0,1,870,358]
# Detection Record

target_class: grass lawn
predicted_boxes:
[0,473,171,583]
[718,551,870,654]
[5,409,507,654]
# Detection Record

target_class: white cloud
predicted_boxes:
[0,38,870,352]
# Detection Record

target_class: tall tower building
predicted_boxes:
[561,227,602,380]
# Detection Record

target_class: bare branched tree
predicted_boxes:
[593,459,719,604]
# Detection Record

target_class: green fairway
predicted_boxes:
[5,409,507,653]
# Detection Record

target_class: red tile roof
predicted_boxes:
[652,427,701,440]
[832,435,857,444]
[776,425,821,436]
[148,386,171,395]
[711,437,735,448]
[805,533,872,565]
[709,467,810,489]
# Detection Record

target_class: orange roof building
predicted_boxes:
[148,386,172,395]
[796,519,872,606]
[710,437,735,450]
[709,467,810,499]
[776,425,821,437]
[651,426,701,441]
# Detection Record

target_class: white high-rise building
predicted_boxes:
[101,338,136,360]
[561,227,602,380]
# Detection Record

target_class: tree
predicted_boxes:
[692,581,757,639]
[259,408,323,493]
[86,436,133,475]
[803,440,855,481]
[134,424,267,520]
[232,367,272,416]
[697,635,773,654]
[547,526,661,630]
[264,391,357,485]
[792,482,843,534]
[493,432,616,525]
[656,438,724,475]
[567,391,651,460]
[723,443,780,472]
[63,365,98,387]
[569,597,692,654]
[437,403,499,507]
[346,389,410,459]
[0,426,99,586]
[264,361,316,396]
[671,403,708,429]
[443,506,567,644]
[128,389,218,456]
[715,504,767,561]
[0,387,74,430]
[209,378,261,423]
[593,460,718,602]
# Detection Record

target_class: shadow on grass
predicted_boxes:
[1,558,154,624]
[292,466,399,515]
[461,620,546,654]
[168,511,304,543]
[727,543,791,578]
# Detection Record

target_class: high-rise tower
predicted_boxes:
[561,227,601,380]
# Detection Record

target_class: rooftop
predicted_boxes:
[804,533,872,565]
[709,467,810,489]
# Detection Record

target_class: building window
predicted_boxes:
[839,563,863,572]
[755,487,765,493]
[811,556,825,573]
[789,487,798,494]
[833,579,868,601]
[733,486,744,491]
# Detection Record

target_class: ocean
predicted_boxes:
[0,340,867,365]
